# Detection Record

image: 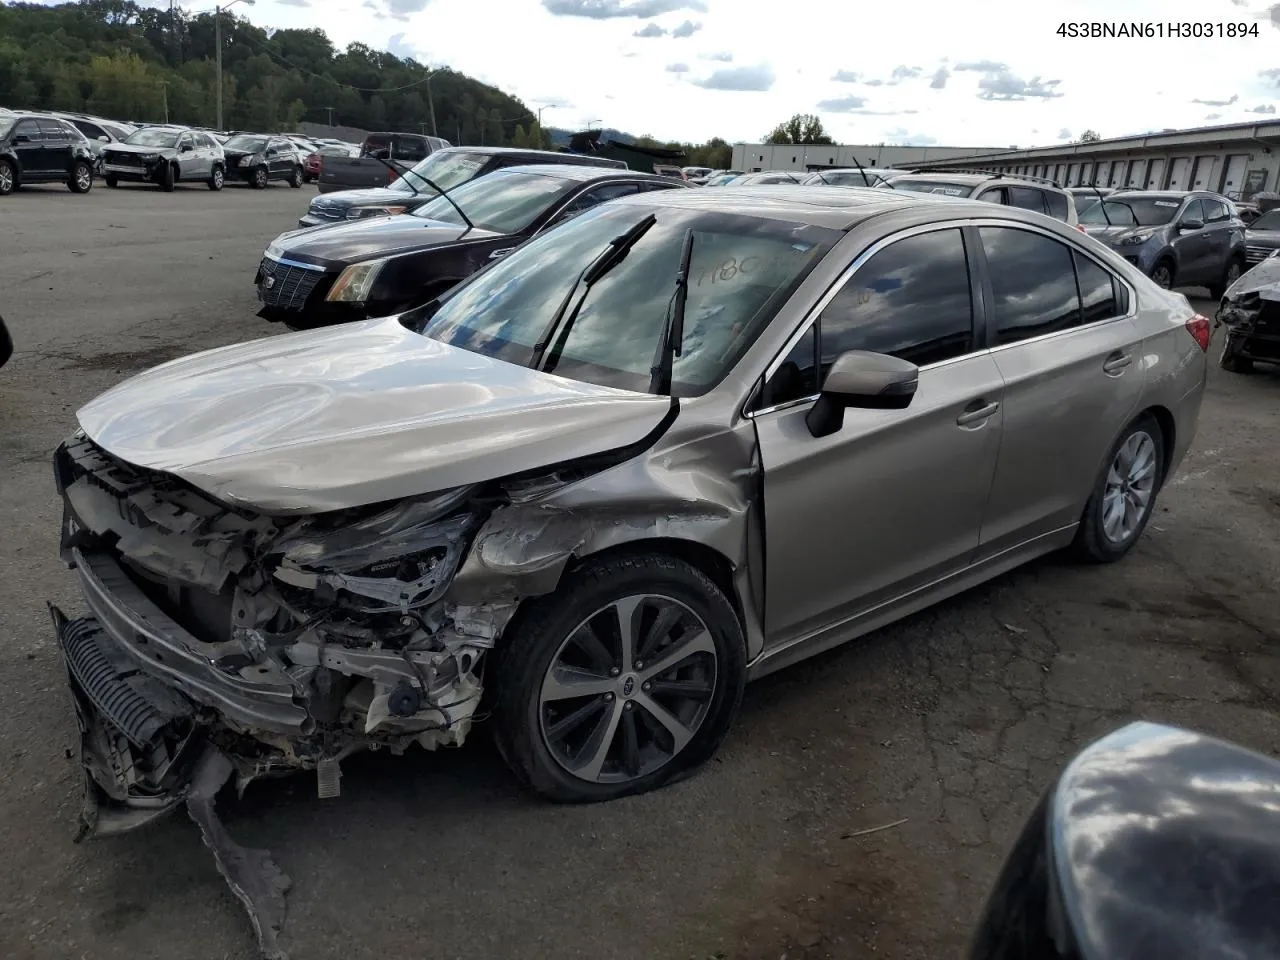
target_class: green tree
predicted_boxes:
[765,113,834,145]
[1079,129,1101,142]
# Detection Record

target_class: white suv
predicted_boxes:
[884,172,1080,227]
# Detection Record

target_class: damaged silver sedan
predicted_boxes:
[51,187,1207,955]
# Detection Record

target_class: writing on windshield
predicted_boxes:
[392,151,487,194]
[892,179,972,197]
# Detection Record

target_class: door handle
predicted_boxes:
[1102,352,1132,374]
[956,400,1000,426]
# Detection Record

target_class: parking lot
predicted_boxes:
[2,182,1279,960]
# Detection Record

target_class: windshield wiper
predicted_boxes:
[367,152,420,196]
[415,174,473,232]
[850,154,892,189]
[529,213,658,372]
[647,227,695,395]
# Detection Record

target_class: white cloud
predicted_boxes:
[234,0,1280,146]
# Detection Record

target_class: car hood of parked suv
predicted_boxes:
[310,186,434,212]
[74,317,672,514]
[1082,223,1162,245]
[101,142,179,158]
[271,215,503,267]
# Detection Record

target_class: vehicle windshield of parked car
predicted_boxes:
[805,170,888,187]
[409,170,573,233]
[888,178,975,197]
[410,203,839,396]
[224,134,268,152]
[1248,210,1280,231]
[1080,197,1180,227]
[124,127,181,148]
[393,150,490,194]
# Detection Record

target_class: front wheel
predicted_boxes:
[69,160,93,193]
[208,164,224,191]
[288,165,304,188]
[0,160,15,196]
[1150,260,1175,290]
[1072,415,1165,563]
[493,552,747,803]
[252,165,269,189]
[159,162,175,192]
[302,173,314,184]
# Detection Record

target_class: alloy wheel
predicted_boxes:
[1101,430,1157,543]
[213,168,224,189]
[0,165,12,194]
[75,166,91,191]
[538,594,718,784]
[1151,264,1173,289]
[255,167,268,188]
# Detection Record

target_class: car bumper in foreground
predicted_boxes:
[101,162,162,182]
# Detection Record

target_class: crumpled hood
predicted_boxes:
[272,215,499,266]
[1223,255,1280,301]
[75,317,672,514]
[102,142,176,158]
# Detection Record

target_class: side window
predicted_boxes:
[759,325,819,408]
[560,183,642,218]
[1045,191,1069,222]
[638,180,678,193]
[37,119,68,139]
[979,227,1080,344]
[1203,199,1230,223]
[1181,199,1205,225]
[74,120,104,140]
[178,133,193,151]
[818,228,975,371]
[13,119,43,141]
[976,188,1007,205]
[392,137,428,161]
[1074,252,1120,325]
[1007,186,1048,215]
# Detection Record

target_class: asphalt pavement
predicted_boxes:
[1,181,1278,960]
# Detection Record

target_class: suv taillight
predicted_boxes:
[1185,314,1211,352]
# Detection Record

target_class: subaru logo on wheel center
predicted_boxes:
[621,675,636,697]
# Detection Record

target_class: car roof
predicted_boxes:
[434,146,601,160]
[1108,190,1211,200]
[609,184,1030,230]
[893,172,990,184]
[490,163,673,183]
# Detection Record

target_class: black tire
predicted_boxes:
[1150,259,1175,290]
[159,162,175,192]
[493,552,747,803]
[252,165,269,189]
[208,164,224,191]
[288,165,304,188]
[104,174,118,188]
[68,160,93,193]
[0,159,15,196]
[1219,335,1255,373]
[302,174,314,184]
[1209,257,1244,300]
[1072,414,1165,564]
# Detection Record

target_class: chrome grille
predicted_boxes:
[257,257,325,310]
[1246,245,1275,263]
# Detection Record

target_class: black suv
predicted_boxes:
[221,134,307,189]
[1080,190,1246,297]
[0,113,96,196]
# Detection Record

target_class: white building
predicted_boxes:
[730,142,1003,173]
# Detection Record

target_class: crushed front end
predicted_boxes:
[52,431,493,820]
[1216,259,1280,367]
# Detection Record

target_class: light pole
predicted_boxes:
[215,0,254,131]
[536,104,557,148]
[424,69,438,138]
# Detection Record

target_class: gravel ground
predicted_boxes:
[1,181,1277,960]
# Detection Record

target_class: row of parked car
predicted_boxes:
[0,105,359,195]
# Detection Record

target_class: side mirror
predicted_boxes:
[805,350,918,438]
[1179,218,1205,231]
[181,142,193,153]
[97,135,109,143]
[968,722,1280,960]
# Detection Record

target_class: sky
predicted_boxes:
[192,0,1279,146]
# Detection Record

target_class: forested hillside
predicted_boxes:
[0,0,545,146]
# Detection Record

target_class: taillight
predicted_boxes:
[1185,314,1211,352]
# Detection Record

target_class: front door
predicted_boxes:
[753,226,1004,647]
[176,133,199,179]
[972,225,1146,554]
[11,119,49,176]
[1171,199,1211,283]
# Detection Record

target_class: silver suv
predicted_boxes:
[99,125,227,192]
[886,172,1080,226]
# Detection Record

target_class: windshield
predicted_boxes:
[409,203,839,396]
[1080,197,1180,227]
[124,127,180,148]
[409,170,573,233]
[803,170,887,187]
[889,178,975,197]
[1249,210,1280,231]
[224,134,268,152]
[391,150,489,194]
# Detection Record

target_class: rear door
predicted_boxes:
[973,223,1145,554]
[267,138,290,177]
[1200,197,1235,276]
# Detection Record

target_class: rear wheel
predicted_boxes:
[252,165,269,189]
[68,160,93,193]
[1209,257,1244,300]
[1072,415,1164,563]
[159,162,175,192]
[208,164,224,191]
[288,165,304,188]
[0,160,15,196]
[1150,259,1175,289]
[493,552,747,803]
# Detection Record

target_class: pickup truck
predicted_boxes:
[317,131,451,193]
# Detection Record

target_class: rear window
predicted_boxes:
[891,178,975,197]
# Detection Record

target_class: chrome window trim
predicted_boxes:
[264,253,328,273]
[744,216,1137,421]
